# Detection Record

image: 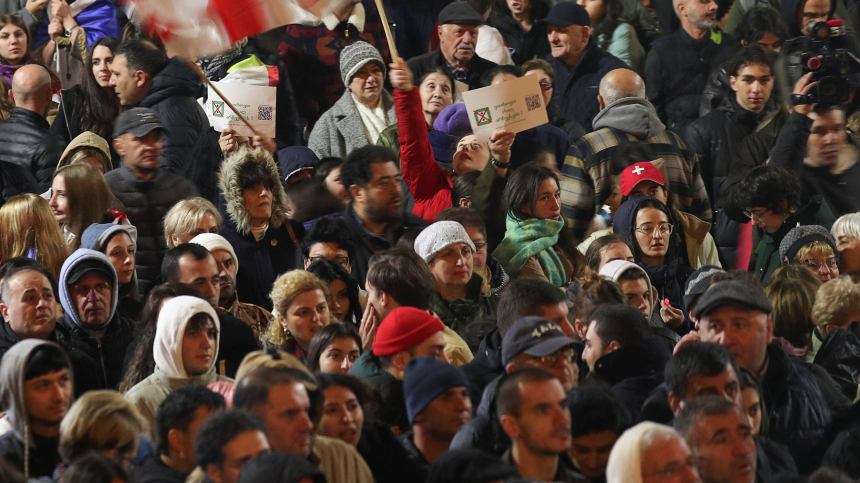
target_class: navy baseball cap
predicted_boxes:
[538,2,591,28]
[502,316,576,365]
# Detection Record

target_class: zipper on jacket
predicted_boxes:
[96,338,108,388]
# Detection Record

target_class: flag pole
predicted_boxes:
[185,58,264,138]
[373,0,399,62]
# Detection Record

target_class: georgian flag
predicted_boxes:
[123,0,353,58]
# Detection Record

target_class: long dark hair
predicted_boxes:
[504,162,583,276]
[591,0,625,51]
[623,197,681,262]
[306,259,362,324]
[306,323,363,373]
[78,36,121,139]
[118,283,205,393]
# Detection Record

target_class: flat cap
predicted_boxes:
[438,2,484,25]
[692,280,772,319]
[538,2,591,27]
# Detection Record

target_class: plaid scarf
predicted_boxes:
[492,214,566,286]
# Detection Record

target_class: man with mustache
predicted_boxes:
[675,396,757,483]
[407,2,498,91]
[105,108,198,296]
[340,145,428,289]
[645,0,738,135]
[497,367,589,482]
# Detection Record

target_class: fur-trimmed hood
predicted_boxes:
[219,147,290,236]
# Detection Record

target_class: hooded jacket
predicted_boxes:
[80,223,141,320]
[0,340,68,479]
[813,322,860,401]
[139,57,208,175]
[55,131,113,173]
[218,148,305,309]
[56,249,135,389]
[0,107,66,191]
[125,296,232,435]
[559,97,712,239]
[590,337,672,419]
[104,163,198,296]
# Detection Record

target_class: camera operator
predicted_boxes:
[767,71,860,217]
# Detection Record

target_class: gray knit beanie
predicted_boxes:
[778,225,836,263]
[339,41,386,84]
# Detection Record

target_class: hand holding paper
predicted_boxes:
[463,74,549,142]
[489,129,516,165]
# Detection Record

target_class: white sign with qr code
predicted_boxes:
[207,81,277,138]
[462,74,549,142]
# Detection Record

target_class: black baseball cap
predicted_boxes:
[501,316,576,365]
[538,2,591,27]
[66,259,114,285]
[113,107,165,139]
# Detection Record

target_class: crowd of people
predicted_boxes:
[1,0,860,481]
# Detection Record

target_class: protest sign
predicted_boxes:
[207,82,277,138]
[462,74,548,141]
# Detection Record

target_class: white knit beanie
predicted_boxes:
[190,233,239,271]
[413,221,476,263]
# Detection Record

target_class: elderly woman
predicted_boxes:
[779,225,839,284]
[219,147,305,310]
[164,197,222,249]
[309,41,396,159]
[414,220,498,335]
[811,276,860,400]
[832,213,860,280]
[605,422,699,483]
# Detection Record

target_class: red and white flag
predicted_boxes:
[124,0,353,58]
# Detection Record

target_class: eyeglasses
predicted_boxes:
[538,80,553,91]
[635,222,673,237]
[802,257,838,271]
[308,255,350,269]
[525,348,577,366]
[744,209,770,220]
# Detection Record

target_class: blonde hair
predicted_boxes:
[765,278,816,350]
[53,164,112,249]
[58,390,146,463]
[769,264,822,291]
[263,270,330,348]
[812,276,860,332]
[793,241,836,263]
[0,194,70,279]
[163,197,223,248]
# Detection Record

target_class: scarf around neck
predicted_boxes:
[492,214,566,286]
[353,93,389,144]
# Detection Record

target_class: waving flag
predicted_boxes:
[124,0,353,58]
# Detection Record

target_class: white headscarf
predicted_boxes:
[153,296,220,379]
[606,421,679,483]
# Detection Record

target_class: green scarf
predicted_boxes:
[492,215,566,286]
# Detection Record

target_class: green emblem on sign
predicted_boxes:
[473,107,492,126]
[212,101,225,117]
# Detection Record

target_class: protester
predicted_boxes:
[80,223,140,320]
[195,410,271,483]
[164,198,222,249]
[52,36,121,146]
[605,421,700,483]
[50,164,122,248]
[812,276,860,400]
[567,381,632,481]
[306,259,362,325]
[262,270,331,363]
[436,207,510,296]
[0,193,71,279]
[124,296,230,435]
[831,213,860,280]
[578,0,645,72]
[307,323,362,374]
[779,225,839,284]
[492,0,551,65]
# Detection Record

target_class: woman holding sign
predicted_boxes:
[492,163,583,287]
[389,58,515,222]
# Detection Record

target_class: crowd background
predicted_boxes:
[1,0,860,482]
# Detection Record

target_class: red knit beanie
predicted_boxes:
[372,307,445,356]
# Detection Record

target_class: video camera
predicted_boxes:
[787,19,860,108]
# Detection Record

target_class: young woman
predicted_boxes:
[612,196,695,329]
[262,270,332,363]
[306,323,362,374]
[51,36,120,146]
[306,259,363,325]
[491,0,551,65]
[577,0,645,72]
[493,163,582,287]
[81,223,140,321]
[315,157,351,206]
[0,193,70,278]
[49,163,128,248]
[0,15,59,120]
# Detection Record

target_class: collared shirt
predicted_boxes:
[321,2,366,32]
[444,59,470,84]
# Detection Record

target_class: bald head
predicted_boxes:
[10,64,52,114]
[598,69,646,108]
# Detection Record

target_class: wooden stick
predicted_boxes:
[185,57,264,138]
[373,0,399,62]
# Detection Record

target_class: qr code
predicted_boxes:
[258,105,273,121]
[525,94,541,112]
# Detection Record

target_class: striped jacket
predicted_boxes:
[559,98,712,239]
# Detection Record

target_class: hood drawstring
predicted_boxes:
[24,421,29,480]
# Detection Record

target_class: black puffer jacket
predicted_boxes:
[684,95,787,266]
[460,328,505,409]
[813,322,860,401]
[0,107,65,191]
[56,313,136,390]
[449,374,511,457]
[105,164,199,295]
[490,3,551,65]
[591,336,671,419]
[762,343,833,474]
[139,58,208,176]
[0,159,37,205]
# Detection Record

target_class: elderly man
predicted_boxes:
[414,221,497,335]
[694,280,843,473]
[559,68,711,239]
[56,249,135,389]
[407,2,498,91]
[0,64,65,191]
[541,2,626,131]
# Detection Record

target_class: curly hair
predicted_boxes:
[263,270,330,348]
[734,166,802,215]
[812,276,860,332]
